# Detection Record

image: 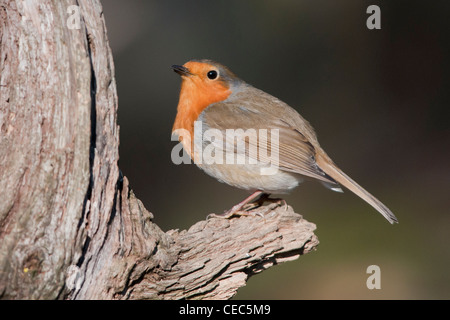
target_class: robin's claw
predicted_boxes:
[207,210,263,220]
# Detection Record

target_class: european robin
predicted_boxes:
[171,59,398,224]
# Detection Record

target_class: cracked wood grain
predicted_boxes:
[0,0,319,300]
[110,177,318,300]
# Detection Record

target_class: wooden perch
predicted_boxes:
[111,177,317,300]
[65,176,318,299]
[0,0,319,299]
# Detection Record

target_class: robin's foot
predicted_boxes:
[207,190,264,219]
[253,193,288,211]
[207,191,286,219]
[207,209,264,219]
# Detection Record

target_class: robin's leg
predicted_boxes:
[247,193,288,211]
[208,191,287,219]
[207,190,264,219]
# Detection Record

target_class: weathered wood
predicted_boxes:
[0,0,319,300]
[107,177,318,300]
[0,0,92,299]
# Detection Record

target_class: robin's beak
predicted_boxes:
[172,65,193,77]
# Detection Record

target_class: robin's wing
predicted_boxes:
[199,97,337,185]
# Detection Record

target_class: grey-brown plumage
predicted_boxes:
[173,60,398,224]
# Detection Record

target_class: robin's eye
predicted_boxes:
[207,70,218,80]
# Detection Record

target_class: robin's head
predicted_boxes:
[172,60,241,105]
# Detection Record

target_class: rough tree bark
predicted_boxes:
[0,0,319,300]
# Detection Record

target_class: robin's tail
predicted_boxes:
[316,152,398,224]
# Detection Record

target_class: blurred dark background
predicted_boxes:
[102,0,450,299]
